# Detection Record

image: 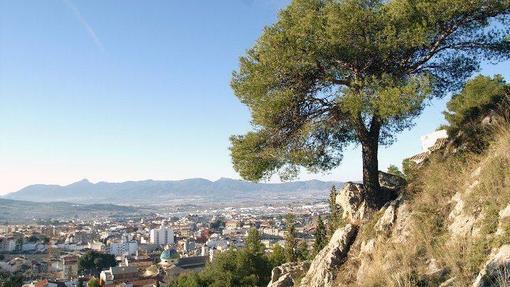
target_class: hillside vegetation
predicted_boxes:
[331,75,510,286]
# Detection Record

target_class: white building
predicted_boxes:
[149,226,174,246]
[409,129,449,164]
[421,129,448,152]
[109,240,138,257]
[0,237,16,252]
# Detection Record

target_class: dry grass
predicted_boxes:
[347,124,510,287]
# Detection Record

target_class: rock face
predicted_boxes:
[473,244,510,287]
[379,171,407,190]
[337,172,406,223]
[299,224,358,287]
[336,182,368,222]
[375,195,401,233]
[267,261,309,287]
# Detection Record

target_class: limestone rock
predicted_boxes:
[268,273,293,287]
[496,204,510,236]
[448,191,477,237]
[299,224,358,287]
[378,171,407,191]
[336,182,368,222]
[473,245,510,287]
[375,196,401,233]
[267,261,309,287]
[425,258,448,283]
[360,239,376,257]
[392,201,412,243]
[499,204,510,219]
[336,172,405,223]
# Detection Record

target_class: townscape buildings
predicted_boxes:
[0,201,327,287]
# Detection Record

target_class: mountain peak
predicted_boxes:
[67,179,92,186]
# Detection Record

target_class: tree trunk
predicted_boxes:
[361,136,381,209]
[354,115,383,209]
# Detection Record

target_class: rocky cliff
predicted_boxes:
[267,127,510,287]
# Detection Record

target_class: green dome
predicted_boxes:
[160,248,179,261]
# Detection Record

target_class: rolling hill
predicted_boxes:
[3,178,343,205]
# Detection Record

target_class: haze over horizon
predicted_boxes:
[1,0,509,195]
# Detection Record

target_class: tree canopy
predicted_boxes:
[78,251,117,276]
[284,214,298,262]
[230,0,510,205]
[313,215,327,256]
[444,74,510,151]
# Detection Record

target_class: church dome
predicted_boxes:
[160,248,179,262]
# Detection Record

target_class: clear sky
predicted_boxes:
[0,0,509,195]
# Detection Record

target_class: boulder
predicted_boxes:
[268,273,294,287]
[375,196,401,233]
[392,201,413,243]
[360,239,376,256]
[337,172,405,223]
[336,182,368,222]
[267,261,309,287]
[496,204,510,236]
[473,244,510,287]
[299,224,358,287]
[448,190,477,237]
[379,171,407,191]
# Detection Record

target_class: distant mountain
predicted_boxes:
[3,178,343,205]
[0,198,149,223]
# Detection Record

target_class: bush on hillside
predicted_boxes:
[444,75,510,152]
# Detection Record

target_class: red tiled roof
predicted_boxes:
[35,279,49,287]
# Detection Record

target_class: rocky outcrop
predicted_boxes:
[375,195,401,233]
[473,244,510,287]
[336,182,368,222]
[448,166,483,237]
[379,171,407,190]
[298,224,358,287]
[336,172,406,223]
[267,262,309,287]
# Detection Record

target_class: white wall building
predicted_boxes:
[109,240,138,256]
[420,129,448,152]
[149,226,174,246]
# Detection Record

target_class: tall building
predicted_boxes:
[109,240,138,256]
[149,226,174,246]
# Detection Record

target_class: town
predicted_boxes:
[0,200,330,287]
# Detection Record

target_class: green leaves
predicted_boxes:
[443,74,510,151]
[230,0,510,182]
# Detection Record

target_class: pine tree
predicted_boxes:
[328,186,341,238]
[245,228,264,256]
[296,240,309,261]
[268,244,286,268]
[313,215,326,256]
[284,214,297,262]
[230,0,510,208]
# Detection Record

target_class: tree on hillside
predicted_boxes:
[444,75,510,151]
[230,0,510,208]
[284,214,298,262]
[245,228,265,256]
[268,244,286,268]
[313,215,327,256]
[328,186,342,237]
[296,240,309,261]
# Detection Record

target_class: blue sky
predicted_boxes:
[0,0,509,195]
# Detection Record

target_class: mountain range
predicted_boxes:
[3,178,343,205]
[0,198,150,223]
